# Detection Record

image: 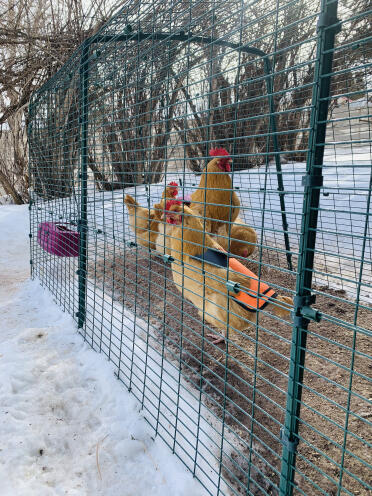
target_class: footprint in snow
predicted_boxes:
[17,327,51,347]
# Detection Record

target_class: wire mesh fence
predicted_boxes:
[28,0,371,494]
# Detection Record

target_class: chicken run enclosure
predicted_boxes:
[28,0,371,495]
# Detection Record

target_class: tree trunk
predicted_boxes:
[0,170,24,204]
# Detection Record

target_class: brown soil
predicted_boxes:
[88,246,371,496]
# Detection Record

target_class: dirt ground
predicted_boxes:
[89,246,371,496]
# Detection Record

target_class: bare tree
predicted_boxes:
[171,0,371,170]
[1,0,370,201]
[0,0,128,202]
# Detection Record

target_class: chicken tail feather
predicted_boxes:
[124,194,139,209]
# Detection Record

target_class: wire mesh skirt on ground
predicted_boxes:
[28,0,371,495]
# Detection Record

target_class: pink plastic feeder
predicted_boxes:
[37,222,79,257]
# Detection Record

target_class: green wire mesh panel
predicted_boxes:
[28,1,371,495]
[291,2,372,495]
[29,65,81,316]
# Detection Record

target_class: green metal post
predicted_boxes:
[78,40,89,329]
[279,1,341,494]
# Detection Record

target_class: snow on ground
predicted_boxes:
[0,204,206,496]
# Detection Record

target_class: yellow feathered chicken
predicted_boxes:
[124,182,178,251]
[163,200,292,344]
[190,148,241,234]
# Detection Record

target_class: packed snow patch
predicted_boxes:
[0,205,206,496]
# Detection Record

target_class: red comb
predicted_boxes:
[167,181,178,197]
[165,199,182,211]
[210,147,230,158]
